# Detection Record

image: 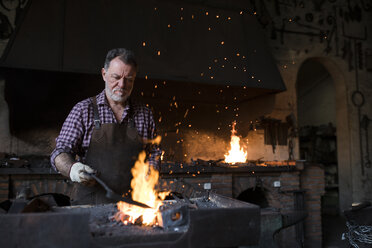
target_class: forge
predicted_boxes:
[0,158,311,247]
[0,192,265,248]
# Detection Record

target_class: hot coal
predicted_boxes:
[52,203,184,246]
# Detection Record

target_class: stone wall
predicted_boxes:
[249,0,372,211]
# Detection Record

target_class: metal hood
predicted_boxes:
[0,0,285,93]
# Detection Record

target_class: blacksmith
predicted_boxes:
[50,48,160,205]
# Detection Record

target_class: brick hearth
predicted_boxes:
[159,161,325,247]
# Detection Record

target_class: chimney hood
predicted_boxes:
[0,0,286,96]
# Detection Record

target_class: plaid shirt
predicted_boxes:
[51,90,161,171]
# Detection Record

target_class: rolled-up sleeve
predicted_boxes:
[50,103,85,171]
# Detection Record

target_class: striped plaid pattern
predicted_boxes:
[51,90,160,170]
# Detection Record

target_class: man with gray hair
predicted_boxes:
[51,48,160,205]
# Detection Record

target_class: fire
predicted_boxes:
[224,122,247,164]
[160,151,165,161]
[116,150,168,226]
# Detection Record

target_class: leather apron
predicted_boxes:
[70,97,143,205]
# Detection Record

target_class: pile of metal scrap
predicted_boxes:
[343,202,372,248]
[0,153,51,170]
[190,158,296,167]
[0,193,70,214]
[191,158,256,167]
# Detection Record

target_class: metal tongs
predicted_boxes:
[84,172,151,208]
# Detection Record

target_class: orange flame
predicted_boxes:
[224,122,247,164]
[116,138,168,226]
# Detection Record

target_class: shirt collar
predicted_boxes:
[97,90,108,106]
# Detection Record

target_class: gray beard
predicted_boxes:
[105,82,128,103]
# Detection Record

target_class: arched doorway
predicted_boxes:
[296,58,352,246]
[296,58,352,212]
[297,60,338,212]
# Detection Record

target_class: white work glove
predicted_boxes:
[69,162,96,185]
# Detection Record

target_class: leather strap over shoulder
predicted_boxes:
[91,97,101,129]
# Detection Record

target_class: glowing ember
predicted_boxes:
[224,122,247,164]
[116,149,168,226]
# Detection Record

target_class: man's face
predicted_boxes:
[102,57,136,103]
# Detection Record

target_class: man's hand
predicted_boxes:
[69,162,96,185]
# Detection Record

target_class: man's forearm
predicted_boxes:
[147,145,162,171]
[54,153,76,177]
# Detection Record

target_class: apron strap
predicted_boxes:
[91,97,101,129]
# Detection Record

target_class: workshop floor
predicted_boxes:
[322,214,349,248]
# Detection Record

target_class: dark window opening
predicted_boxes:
[237,187,269,208]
